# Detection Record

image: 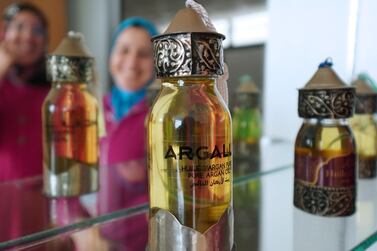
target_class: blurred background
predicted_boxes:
[1,0,376,142]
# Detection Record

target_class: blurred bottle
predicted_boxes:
[233,175,260,250]
[349,74,377,178]
[294,59,356,217]
[43,32,99,197]
[232,74,261,158]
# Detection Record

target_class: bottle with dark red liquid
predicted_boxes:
[294,59,356,216]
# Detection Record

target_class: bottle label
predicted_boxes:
[46,111,98,164]
[163,143,232,185]
[294,152,356,216]
[161,142,232,203]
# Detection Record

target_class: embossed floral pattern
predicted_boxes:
[153,33,224,77]
[298,89,355,118]
[47,56,94,82]
[355,95,377,114]
[294,180,355,216]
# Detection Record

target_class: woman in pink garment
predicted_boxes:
[0,3,49,181]
[98,17,158,250]
[0,3,68,247]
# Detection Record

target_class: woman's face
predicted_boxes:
[110,27,154,92]
[4,11,46,66]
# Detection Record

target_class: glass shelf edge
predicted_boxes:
[0,164,293,249]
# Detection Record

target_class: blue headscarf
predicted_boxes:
[110,17,158,121]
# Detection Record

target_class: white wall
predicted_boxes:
[354,0,377,80]
[67,0,121,94]
[264,0,355,141]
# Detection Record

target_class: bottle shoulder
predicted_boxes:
[150,84,230,120]
[44,85,98,111]
[295,119,355,154]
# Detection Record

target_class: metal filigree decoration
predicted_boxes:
[294,180,355,216]
[153,32,224,78]
[359,158,377,178]
[298,89,355,119]
[148,207,234,251]
[153,34,192,77]
[354,95,377,114]
[47,55,94,82]
[192,36,223,76]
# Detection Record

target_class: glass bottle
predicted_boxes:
[233,74,261,158]
[43,32,99,197]
[349,76,377,178]
[148,6,233,251]
[145,79,161,107]
[144,79,161,128]
[294,59,356,216]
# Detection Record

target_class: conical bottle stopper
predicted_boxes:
[47,31,94,82]
[152,6,225,78]
[298,58,355,118]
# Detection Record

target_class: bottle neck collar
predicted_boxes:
[304,118,348,125]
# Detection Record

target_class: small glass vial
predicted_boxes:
[43,32,99,197]
[349,76,377,178]
[148,6,233,251]
[294,59,356,216]
[233,74,261,157]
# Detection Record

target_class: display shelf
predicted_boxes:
[12,140,371,250]
[7,165,377,251]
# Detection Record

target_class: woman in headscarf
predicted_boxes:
[98,17,158,251]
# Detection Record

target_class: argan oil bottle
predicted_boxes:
[43,32,99,197]
[148,6,233,251]
[349,76,377,178]
[146,79,161,107]
[294,59,356,216]
[233,75,261,157]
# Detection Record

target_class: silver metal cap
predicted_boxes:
[47,31,94,82]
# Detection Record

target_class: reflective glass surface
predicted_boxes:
[2,140,376,250]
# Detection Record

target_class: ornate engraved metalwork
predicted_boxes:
[298,88,355,119]
[47,55,94,82]
[354,95,377,114]
[153,34,192,77]
[148,207,234,251]
[152,32,224,78]
[359,158,377,178]
[294,180,355,216]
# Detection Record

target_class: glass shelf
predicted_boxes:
[0,139,293,249]
[234,168,377,251]
[8,166,377,251]
[3,139,377,250]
